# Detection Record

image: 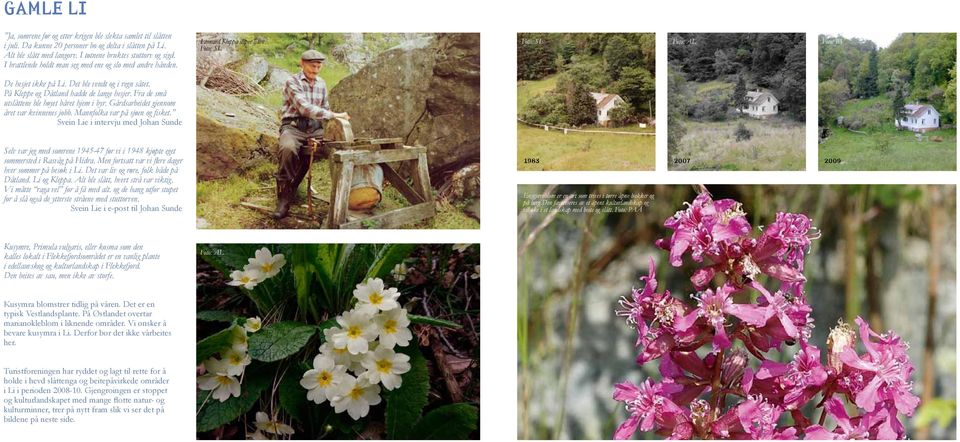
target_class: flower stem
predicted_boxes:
[709,350,725,410]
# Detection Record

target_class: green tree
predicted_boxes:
[667,65,687,151]
[732,75,748,113]
[819,79,850,126]
[564,80,597,126]
[945,63,957,123]
[854,50,879,98]
[713,49,737,76]
[832,62,850,83]
[613,66,655,118]
[889,69,910,125]
[517,34,556,80]
[603,35,641,82]
[607,104,634,127]
[778,38,807,118]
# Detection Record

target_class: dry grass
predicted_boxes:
[669,118,805,171]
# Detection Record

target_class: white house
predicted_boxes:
[741,90,779,118]
[895,104,940,132]
[590,91,625,127]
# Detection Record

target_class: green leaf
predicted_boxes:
[196,362,274,432]
[384,343,430,439]
[412,403,480,439]
[313,244,349,313]
[291,244,320,322]
[197,310,239,323]
[365,244,416,281]
[915,398,957,429]
[248,321,317,362]
[410,314,462,329]
[196,325,238,364]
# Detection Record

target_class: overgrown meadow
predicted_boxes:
[196,244,480,439]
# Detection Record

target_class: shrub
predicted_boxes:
[734,122,753,141]
[521,92,566,126]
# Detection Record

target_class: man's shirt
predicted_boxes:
[281,72,335,121]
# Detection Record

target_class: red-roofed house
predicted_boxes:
[895,104,941,132]
[590,91,625,127]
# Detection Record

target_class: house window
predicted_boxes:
[922,119,925,125]
[762,106,765,112]
[767,97,771,102]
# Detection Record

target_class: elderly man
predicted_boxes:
[273,49,350,219]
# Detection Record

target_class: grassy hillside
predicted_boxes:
[517,123,655,171]
[819,97,957,170]
[669,118,805,171]
[517,75,559,112]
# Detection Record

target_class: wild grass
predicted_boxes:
[669,117,805,171]
[517,123,655,171]
[819,127,957,171]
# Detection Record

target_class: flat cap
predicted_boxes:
[301,49,326,61]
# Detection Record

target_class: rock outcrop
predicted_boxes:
[265,66,292,90]
[196,86,279,180]
[237,55,269,83]
[330,33,480,180]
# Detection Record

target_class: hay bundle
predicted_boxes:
[197,54,263,96]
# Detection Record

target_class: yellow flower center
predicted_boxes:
[316,370,332,387]
[240,276,252,284]
[347,325,363,339]
[333,346,347,355]
[217,375,233,386]
[369,291,384,305]
[376,359,393,373]
[261,262,273,273]
[349,385,364,400]
[229,353,243,364]
[384,319,398,334]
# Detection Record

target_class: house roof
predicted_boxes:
[903,104,938,118]
[745,90,776,105]
[591,92,622,109]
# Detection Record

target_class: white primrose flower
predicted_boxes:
[243,316,262,333]
[374,308,413,349]
[229,325,249,353]
[391,262,407,282]
[453,243,471,253]
[330,373,382,420]
[197,368,241,402]
[319,339,363,372]
[221,348,252,376]
[300,354,347,404]
[245,248,286,279]
[228,268,263,290]
[360,346,411,391]
[353,278,400,315]
[330,309,378,355]
[254,411,295,436]
[471,264,480,279]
